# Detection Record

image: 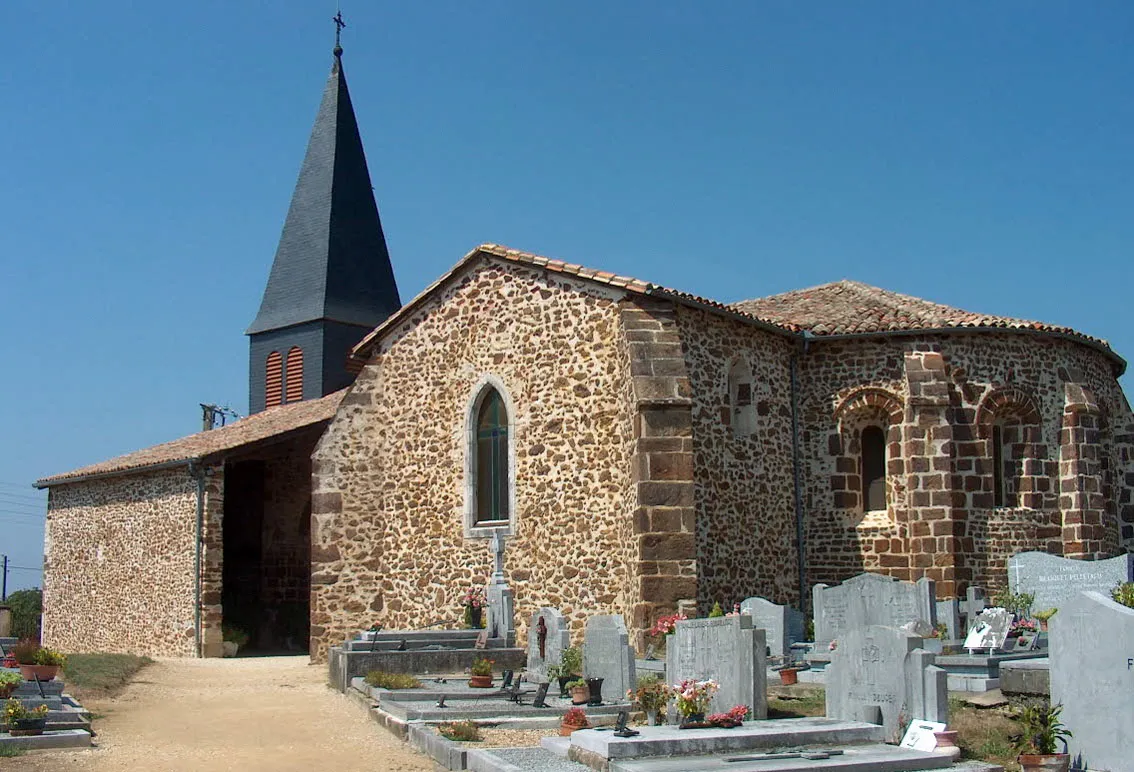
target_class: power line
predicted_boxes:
[0,493,45,506]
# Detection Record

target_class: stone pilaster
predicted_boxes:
[199,464,225,657]
[619,300,696,651]
[1060,379,1109,559]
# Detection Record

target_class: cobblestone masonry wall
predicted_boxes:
[800,332,1133,600]
[44,468,201,657]
[676,307,799,609]
[310,258,638,661]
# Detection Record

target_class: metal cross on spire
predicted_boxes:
[333,10,346,56]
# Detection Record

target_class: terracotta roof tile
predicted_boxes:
[732,280,1112,348]
[37,390,344,486]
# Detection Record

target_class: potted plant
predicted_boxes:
[1014,703,1072,772]
[707,704,749,728]
[559,707,590,736]
[461,586,486,629]
[1034,608,1057,632]
[13,640,65,681]
[0,672,21,699]
[3,698,49,736]
[552,647,583,697]
[468,657,494,688]
[778,663,801,685]
[673,678,719,727]
[627,674,671,726]
[567,678,589,705]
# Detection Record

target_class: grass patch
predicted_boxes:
[767,690,825,718]
[438,720,482,742]
[63,653,154,698]
[0,745,27,757]
[364,670,423,690]
[948,700,1022,772]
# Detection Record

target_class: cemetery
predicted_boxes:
[0,637,94,753]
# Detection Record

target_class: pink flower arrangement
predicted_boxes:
[461,586,486,609]
[706,704,750,727]
[672,678,719,717]
[649,612,688,637]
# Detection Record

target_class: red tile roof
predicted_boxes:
[732,279,1114,349]
[37,390,344,487]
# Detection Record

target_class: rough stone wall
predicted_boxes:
[310,258,638,661]
[44,468,201,656]
[675,307,799,609]
[800,331,1132,599]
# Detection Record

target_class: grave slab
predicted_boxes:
[608,745,955,772]
[468,746,591,772]
[1008,551,1134,614]
[739,597,805,661]
[583,615,635,703]
[0,729,92,751]
[998,657,1049,696]
[1050,590,1134,772]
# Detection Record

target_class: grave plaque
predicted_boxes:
[501,670,514,689]
[532,682,550,708]
[825,625,948,743]
[583,615,636,703]
[474,630,488,650]
[739,597,806,660]
[1008,552,1134,614]
[666,616,767,719]
[526,608,569,684]
[813,574,937,648]
[1050,591,1134,772]
[963,608,1013,651]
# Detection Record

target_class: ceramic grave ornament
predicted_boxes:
[963,608,1013,651]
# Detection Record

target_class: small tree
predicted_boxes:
[5,589,42,641]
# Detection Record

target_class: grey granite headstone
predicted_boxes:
[526,608,569,684]
[1008,551,1134,614]
[739,596,805,660]
[485,532,515,641]
[1050,591,1134,772]
[813,573,937,648]
[825,625,948,743]
[583,615,636,702]
[960,586,988,631]
[936,598,961,640]
[666,615,767,719]
[963,607,1013,651]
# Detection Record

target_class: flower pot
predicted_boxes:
[465,606,484,629]
[779,668,799,685]
[932,730,961,761]
[679,712,707,729]
[570,685,590,705]
[559,722,588,736]
[1018,754,1070,772]
[585,677,605,706]
[646,709,660,726]
[8,717,46,736]
[557,675,574,698]
[18,664,59,681]
[222,641,240,658]
[468,674,494,688]
[1,656,16,669]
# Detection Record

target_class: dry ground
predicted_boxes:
[4,656,432,772]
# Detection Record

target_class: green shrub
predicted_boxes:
[5,589,41,641]
[438,720,482,742]
[1111,582,1134,609]
[708,602,724,618]
[364,670,423,689]
[560,647,582,676]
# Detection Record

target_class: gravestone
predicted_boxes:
[1008,551,1134,614]
[936,598,961,640]
[960,586,988,631]
[963,607,1013,651]
[739,596,806,660]
[825,625,948,744]
[666,615,767,719]
[1050,590,1134,772]
[813,574,938,648]
[526,608,569,684]
[582,615,636,703]
[485,531,516,641]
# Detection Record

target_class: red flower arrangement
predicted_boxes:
[706,705,750,728]
[649,612,688,637]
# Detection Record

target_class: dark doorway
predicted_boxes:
[222,448,311,654]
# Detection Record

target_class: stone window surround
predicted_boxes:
[975,385,1047,511]
[832,387,904,519]
[463,373,517,539]
[725,355,757,437]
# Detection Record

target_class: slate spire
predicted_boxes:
[246,34,401,413]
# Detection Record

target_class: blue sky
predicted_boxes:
[1,2,1131,590]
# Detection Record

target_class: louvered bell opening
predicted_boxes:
[285,347,304,403]
[265,351,283,408]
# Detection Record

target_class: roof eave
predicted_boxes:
[35,457,197,489]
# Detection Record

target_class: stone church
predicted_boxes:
[37,41,1134,660]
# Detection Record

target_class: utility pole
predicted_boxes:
[1,555,7,601]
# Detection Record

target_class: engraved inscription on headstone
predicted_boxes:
[1009,552,1134,614]
[813,574,937,648]
[666,616,767,719]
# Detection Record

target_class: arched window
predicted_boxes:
[727,359,757,436]
[992,424,1007,507]
[474,387,509,523]
[285,346,304,403]
[861,425,887,512]
[265,351,283,408]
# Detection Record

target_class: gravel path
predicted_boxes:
[12,656,432,772]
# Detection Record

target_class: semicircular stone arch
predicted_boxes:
[974,385,1042,438]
